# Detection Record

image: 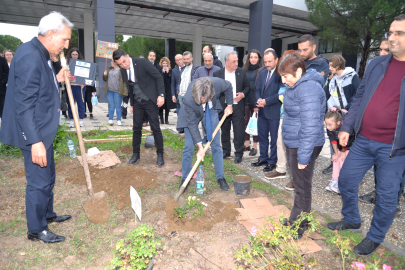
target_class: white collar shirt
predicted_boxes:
[224,68,237,104]
[126,57,135,82]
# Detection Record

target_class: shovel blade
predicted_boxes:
[82,191,110,224]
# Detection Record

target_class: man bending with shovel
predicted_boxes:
[177,77,233,191]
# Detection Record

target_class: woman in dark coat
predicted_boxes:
[159,57,176,124]
[243,49,263,156]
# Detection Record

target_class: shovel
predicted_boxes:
[175,111,229,202]
[60,52,110,223]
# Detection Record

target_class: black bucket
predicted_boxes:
[144,135,155,148]
[233,175,252,196]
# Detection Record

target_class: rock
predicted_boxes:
[376,248,385,255]
[64,255,76,265]
[188,247,196,255]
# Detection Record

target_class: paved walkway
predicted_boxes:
[62,102,332,160]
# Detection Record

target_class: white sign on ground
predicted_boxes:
[130,186,142,221]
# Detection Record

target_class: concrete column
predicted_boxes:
[192,27,202,67]
[165,39,176,69]
[248,0,273,56]
[94,0,114,103]
[83,11,94,63]
[78,29,85,59]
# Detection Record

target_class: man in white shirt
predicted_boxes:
[213,51,249,163]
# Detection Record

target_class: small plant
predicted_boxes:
[328,229,352,270]
[174,196,207,220]
[109,224,161,270]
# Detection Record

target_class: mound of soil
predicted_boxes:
[118,144,133,154]
[66,165,158,209]
[165,198,239,232]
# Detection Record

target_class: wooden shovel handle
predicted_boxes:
[175,111,229,202]
[60,52,94,197]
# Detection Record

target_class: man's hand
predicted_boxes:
[196,143,205,161]
[157,96,165,107]
[256,98,266,108]
[56,67,70,82]
[298,163,307,170]
[338,131,350,147]
[130,106,133,114]
[234,92,244,103]
[342,109,348,114]
[32,142,47,167]
[225,105,233,116]
[254,108,259,113]
[172,96,177,103]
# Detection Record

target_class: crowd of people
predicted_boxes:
[0,11,404,258]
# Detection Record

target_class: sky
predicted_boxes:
[0,23,131,43]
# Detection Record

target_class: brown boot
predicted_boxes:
[285,180,294,191]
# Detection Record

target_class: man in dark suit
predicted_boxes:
[113,49,165,166]
[177,77,233,191]
[0,56,9,121]
[0,11,73,243]
[171,54,185,114]
[213,51,249,163]
[252,50,283,172]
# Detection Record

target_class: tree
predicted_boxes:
[63,30,78,55]
[0,35,23,53]
[305,0,405,79]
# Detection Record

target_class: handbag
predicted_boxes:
[245,112,258,136]
[91,93,99,106]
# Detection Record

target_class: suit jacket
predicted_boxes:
[153,62,163,76]
[171,66,181,97]
[120,56,165,106]
[0,56,9,95]
[213,67,249,110]
[177,77,234,145]
[0,37,61,151]
[255,69,283,120]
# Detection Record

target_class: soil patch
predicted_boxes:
[9,169,26,178]
[165,198,239,232]
[119,144,133,154]
[66,165,158,209]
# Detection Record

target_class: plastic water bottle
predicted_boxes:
[68,139,76,158]
[196,165,204,195]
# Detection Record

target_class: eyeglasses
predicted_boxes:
[386,31,405,38]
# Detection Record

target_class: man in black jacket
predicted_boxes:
[0,56,9,121]
[213,51,249,163]
[114,49,165,166]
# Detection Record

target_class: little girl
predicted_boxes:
[324,106,355,194]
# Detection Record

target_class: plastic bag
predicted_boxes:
[91,93,98,106]
[245,112,258,136]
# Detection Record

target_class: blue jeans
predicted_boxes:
[67,85,86,119]
[106,90,124,121]
[339,134,405,243]
[182,109,224,181]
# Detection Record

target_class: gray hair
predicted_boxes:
[38,11,74,36]
[183,51,193,57]
[224,51,238,62]
[3,49,13,55]
[203,53,213,60]
[192,77,215,105]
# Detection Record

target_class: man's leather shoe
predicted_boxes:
[251,158,267,167]
[358,190,377,204]
[217,178,229,191]
[28,229,65,243]
[157,153,164,167]
[234,156,242,164]
[223,153,231,159]
[263,164,276,172]
[46,215,72,224]
[243,146,251,152]
[122,114,127,119]
[129,153,140,164]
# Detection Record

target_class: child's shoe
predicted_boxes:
[329,179,340,194]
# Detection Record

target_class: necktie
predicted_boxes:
[265,70,271,88]
[48,60,59,92]
[128,67,132,82]
[205,104,212,142]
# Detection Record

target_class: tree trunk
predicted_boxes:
[358,35,372,80]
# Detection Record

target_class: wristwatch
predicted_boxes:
[160,93,165,97]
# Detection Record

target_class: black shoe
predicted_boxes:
[243,146,251,152]
[179,179,189,191]
[129,153,140,164]
[46,215,72,224]
[178,128,184,134]
[359,190,377,204]
[157,153,164,167]
[122,114,126,119]
[327,219,361,232]
[223,153,231,159]
[28,229,65,243]
[323,162,333,174]
[251,158,267,167]
[234,156,242,164]
[83,114,87,118]
[263,164,276,172]
[217,178,229,191]
[90,114,93,119]
[165,120,169,125]
[106,113,109,117]
[353,237,380,257]
[160,119,164,124]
